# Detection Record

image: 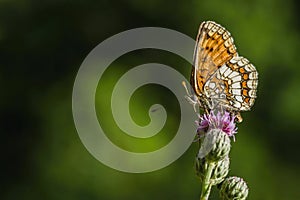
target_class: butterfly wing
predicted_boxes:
[204,56,258,111]
[191,21,238,98]
[226,56,258,111]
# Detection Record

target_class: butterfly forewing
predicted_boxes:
[191,21,238,98]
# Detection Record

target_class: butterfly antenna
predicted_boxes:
[182,81,191,96]
[182,81,202,113]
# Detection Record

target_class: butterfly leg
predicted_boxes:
[182,81,203,113]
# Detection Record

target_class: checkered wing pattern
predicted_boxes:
[190,21,258,118]
[191,21,238,97]
[204,56,258,111]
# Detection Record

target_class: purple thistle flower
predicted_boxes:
[197,111,237,137]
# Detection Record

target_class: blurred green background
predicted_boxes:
[1,0,300,199]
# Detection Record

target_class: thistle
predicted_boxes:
[220,176,249,200]
[188,20,258,200]
[196,156,230,185]
[195,110,249,200]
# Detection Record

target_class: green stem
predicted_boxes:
[200,162,215,200]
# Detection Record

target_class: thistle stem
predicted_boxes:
[200,162,215,200]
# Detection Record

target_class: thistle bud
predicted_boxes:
[220,176,249,200]
[198,129,231,162]
[195,156,230,185]
[210,156,230,185]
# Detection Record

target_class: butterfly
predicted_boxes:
[189,21,258,122]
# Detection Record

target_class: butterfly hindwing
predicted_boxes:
[204,56,258,111]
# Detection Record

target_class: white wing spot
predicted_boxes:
[232,82,241,88]
[236,96,243,102]
[232,75,242,82]
[209,82,216,89]
[219,64,228,74]
[228,71,239,78]
[232,89,241,95]
[234,101,242,108]
[223,68,232,77]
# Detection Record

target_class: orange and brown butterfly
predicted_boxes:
[189,21,258,122]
